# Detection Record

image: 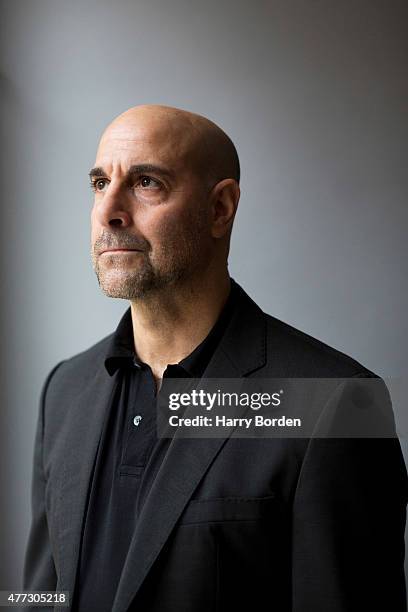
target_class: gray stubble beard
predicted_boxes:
[92,222,211,301]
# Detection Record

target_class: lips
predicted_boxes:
[100,248,141,254]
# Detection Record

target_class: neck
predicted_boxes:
[129,268,231,382]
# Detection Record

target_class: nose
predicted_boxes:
[93,183,133,228]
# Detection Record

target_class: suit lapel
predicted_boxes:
[56,366,121,604]
[112,281,267,612]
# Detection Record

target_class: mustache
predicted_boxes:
[94,232,150,254]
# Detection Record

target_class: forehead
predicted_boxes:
[94,118,198,173]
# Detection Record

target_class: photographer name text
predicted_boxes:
[168,415,301,428]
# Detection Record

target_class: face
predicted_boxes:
[90,114,214,300]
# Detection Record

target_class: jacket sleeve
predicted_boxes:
[22,361,66,594]
[292,376,408,612]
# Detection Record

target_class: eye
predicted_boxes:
[90,178,109,192]
[138,176,162,189]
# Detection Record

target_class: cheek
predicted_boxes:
[145,208,190,242]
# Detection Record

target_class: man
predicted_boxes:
[23,105,407,611]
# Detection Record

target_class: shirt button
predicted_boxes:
[133,415,142,427]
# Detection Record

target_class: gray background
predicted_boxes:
[1,0,407,592]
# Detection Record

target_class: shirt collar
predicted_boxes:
[104,278,238,377]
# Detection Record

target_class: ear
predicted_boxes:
[209,179,240,239]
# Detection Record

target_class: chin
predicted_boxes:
[99,276,151,300]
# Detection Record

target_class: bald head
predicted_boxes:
[99,104,240,188]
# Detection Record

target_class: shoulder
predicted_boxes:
[261,310,377,378]
[44,332,114,394]
[231,278,377,378]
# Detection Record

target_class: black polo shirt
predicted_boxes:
[72,280,238,612]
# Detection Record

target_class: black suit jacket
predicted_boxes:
[22,279,408,611]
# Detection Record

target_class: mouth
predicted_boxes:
[100,248,142,255]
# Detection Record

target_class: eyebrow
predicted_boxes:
[88,164,175,180]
